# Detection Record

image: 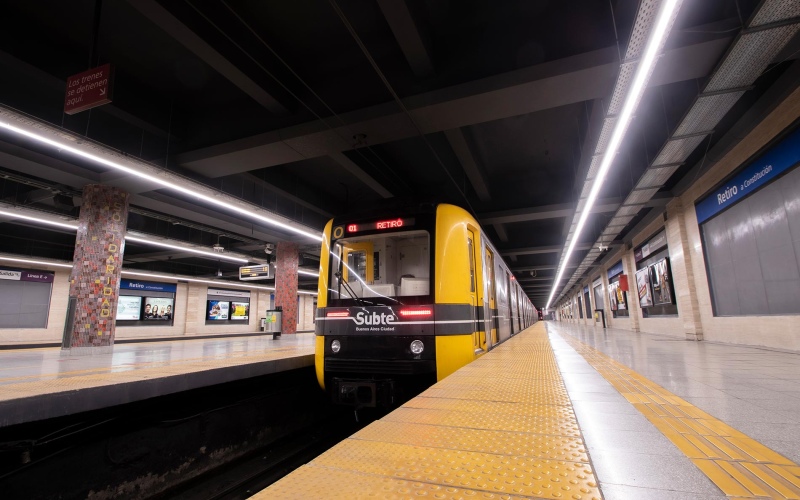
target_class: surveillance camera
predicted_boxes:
[598,244,609,252]
[265,243,275,255]
[212,243,224,253]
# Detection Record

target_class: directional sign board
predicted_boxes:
[239,264,271,281]
[64,63,113,115]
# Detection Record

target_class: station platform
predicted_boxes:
[258,322,800,499]
[0,333,315,427]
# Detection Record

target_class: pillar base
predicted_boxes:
[61,345,114,356]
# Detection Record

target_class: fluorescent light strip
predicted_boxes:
[298,269,320,277]
[0,118,322,242]
[0,209,79,230]
[546,0,681,309]
[0,208,253,263]
[0,256,73,268]
[124,236,248,263]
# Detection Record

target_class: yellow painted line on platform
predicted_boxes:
[561,333,800,499]
[256,323,602,499]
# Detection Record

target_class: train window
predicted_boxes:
[347,251,367,281]
[467,237,475,293]
[328,230,431,305]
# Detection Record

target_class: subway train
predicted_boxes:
[314,202,537,407]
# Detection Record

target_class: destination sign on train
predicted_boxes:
[346,217,415,234]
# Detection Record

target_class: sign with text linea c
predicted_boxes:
[64,63,113,115]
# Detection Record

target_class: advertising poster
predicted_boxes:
[651,258,673,305]
[608,282,618,311]
[230,301,250,320]
[144,297,174,320]
[207,300,229,320]
[616,282,627,311]
[116,296,142,320]
[636,268,654,308]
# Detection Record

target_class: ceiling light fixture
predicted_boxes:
[546,0,682,309]
[124,235,248,263]
[0,255,73,268]
[0,111,322,242]
[298,269,320,277]
[0,209,79,230]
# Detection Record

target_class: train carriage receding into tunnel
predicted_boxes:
[314,203,537,407]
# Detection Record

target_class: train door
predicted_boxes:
[484,247,497,345]
[343,242,374,284]
[508,276,516,334]
[466,230,484,353]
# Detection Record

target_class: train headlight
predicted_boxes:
[410,340,424,354]
[331,340,341,353]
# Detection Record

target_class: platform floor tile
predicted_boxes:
[256,323,602,500]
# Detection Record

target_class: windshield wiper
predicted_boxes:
[335,271,369,306]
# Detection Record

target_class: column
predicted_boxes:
[63,185,130,352]
[623,250,641,333]
[666,199,704,341]
[275,241,298,335]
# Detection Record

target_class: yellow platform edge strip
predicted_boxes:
[560,332,800,499]
[256,323,604,499]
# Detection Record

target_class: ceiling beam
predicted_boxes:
[493,224,509,242]
[444,128,491,202]
[501,244,592,257]
[329,153,393,198]
[239,173,334,218]
[511,264,577,272]
[480,199,620,225]
[125,0,287,115]
[177,38,731,177]
[376,0,434,77]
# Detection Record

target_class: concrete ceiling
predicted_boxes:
[0,0,797,302]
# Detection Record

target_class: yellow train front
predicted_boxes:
[315,203,536,407]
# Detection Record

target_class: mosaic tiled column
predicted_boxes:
[63,185,130,352]
[274,242,298,335]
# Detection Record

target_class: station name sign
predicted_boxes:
[64,63,113,115]
[695,127,800,224]
[0,267,54,283]
[239,264,271,281]
[120,278,177,293]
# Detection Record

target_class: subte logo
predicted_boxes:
[353,311,396,326]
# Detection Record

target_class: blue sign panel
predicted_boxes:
[607,260,624,279]
[696,127,800,224]
[120,279,177,293]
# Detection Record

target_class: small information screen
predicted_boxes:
[239,264,271,281]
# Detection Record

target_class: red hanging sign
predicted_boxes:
[64,64,113,115]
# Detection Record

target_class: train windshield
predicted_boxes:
[329,229,431,306]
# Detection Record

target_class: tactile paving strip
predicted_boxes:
[353,421,590,463]
[403,396,577,420]
[561,332,800,499]
[255,323,602,499]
